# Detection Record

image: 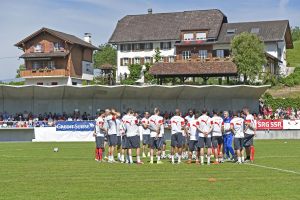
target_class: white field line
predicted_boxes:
[245,163,300,175]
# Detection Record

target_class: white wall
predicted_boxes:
[25,77,82,86]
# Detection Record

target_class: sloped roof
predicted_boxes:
[217,20,293,48]
[149,61,237,76]
[15,27,99,50]
[109,9,227,43]
[20,52,69,59]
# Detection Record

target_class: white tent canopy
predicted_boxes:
[0,85,269,114]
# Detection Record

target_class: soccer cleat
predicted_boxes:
[200,162,204,166]
[195,160,200,165]
[171,161,175,165]
[149,160,154,164]
[137,161,144,165]
[147,152,150,157]
[177,161,181,165]
[213,161,219,165]
[235,161,242,164]
[207,162,211,166]
[157,160,163,164]
[186,160,192,164]
[142,153,146,158]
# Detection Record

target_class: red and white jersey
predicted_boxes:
[230,117,244,138]
[244,114,256,135]
[184,115,195,123]
[122,115,139,137]
[197,114,212,137]
[115,118,122,137]
[105,115,117,135]
[187,120,200,141]
[211,116,224,137]
[95,116,105,137]
[149,115,164,138]
[140,117,150,135]
[170,115,185,135]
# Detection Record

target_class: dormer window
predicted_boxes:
[183,33,194,41]
[251,28,260,34]
[226,29,236,35]
[196,32,207,40]
[53,42,63,51]
[34,44,42,52]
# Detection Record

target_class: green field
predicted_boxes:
[1,140,300,200]
[287,40,300,68]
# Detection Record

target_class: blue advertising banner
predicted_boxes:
[56,121,96,131]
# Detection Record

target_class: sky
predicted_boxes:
[0,0,299,80]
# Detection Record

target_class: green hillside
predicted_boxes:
[287,40,300,68]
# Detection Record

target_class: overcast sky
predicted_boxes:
[0,0,299,80]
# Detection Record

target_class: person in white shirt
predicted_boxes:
[186,113,200,164]
[170,109,185,164]
[243,107,256,163]
[93,110,107,162]
[104,109,120,163]
[122,108,143,164]
[197,109,213,165]
[211,110,224,164]
[184,109,195,159]
[140,112,151,158]
[113,108,122,162]
[230,111,245,164]
[148,107,164,164]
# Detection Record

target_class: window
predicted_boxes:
[144,43,153,50]
[123,58,129,66]
[37,82,43,85]
[53,42,63,51]
[120,44,131,52]
[34,44,42,52]
[251,28,260,34]
[196,32,207,40]
[199,50,208,59]
[133,43,141,51]
[134,57,140,64]
[33,61,39,70]
[169,56,175,63]
[216,50,224,58]
[145,57,151,64]
[183,33,194,41]
[48,61,55,69]
[72,82,77,86]
[278,47,282,58]
[182,51,191,60]
[51,82,58,85]
[226,29,236,35]
[161,42,171,50]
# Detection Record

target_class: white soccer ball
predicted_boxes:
[53,147,59,152]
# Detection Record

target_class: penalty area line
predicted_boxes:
[245,163,300,175]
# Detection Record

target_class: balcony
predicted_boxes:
[175,54,232,63]
[20,69,68,77]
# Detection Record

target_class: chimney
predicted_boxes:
[148,8,152,14]
[84,33,92,44]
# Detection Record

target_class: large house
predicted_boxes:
[109,9,293,83]
[15,27,98,85]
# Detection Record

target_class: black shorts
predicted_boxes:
[189,140,199,151]
[198,137,212,148]
[117,136,121,146]
[95,136,105,148]
[243,134,254,147]
[171,132,184,148]
[126,135,140,149]
[143,134,150,145]
[212,136,223,148]
[108,134,118,146]
[234,138,244,150]
[122,136,128,149]
[150,137,164,150]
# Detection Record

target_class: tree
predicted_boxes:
[292,26,300,42]
[231,32,267,83]
[16,64,25,78]
[93,44,117,68]
[153,47,162,63]
[121,64,142,85]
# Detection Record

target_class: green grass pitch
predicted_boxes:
[0,140,300,200]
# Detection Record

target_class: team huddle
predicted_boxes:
[93,107,256,165]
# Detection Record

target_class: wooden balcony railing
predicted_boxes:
[20,69,68,77]
[175,54,232,63]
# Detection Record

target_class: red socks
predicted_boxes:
[95,148,103,160]
[250,146,255,161]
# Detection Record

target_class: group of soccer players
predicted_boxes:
[93,107,256,165]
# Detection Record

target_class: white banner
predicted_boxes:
[33,127,95,142]
[283,120,300,130]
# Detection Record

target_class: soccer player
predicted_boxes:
[122,108,143,164]
[211,110,224,164]
[114,110,123,162]
[170,109,185,164]
[148,107,164,164]
[243,107,256,163]
[230,111,245,164]
[104,109,120,163]
[94,110,106,162]
[141,112,151,158]
[186,113,200,164]
[184,109,195,159]
[197,109,213,165]
[223,111,235,161]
